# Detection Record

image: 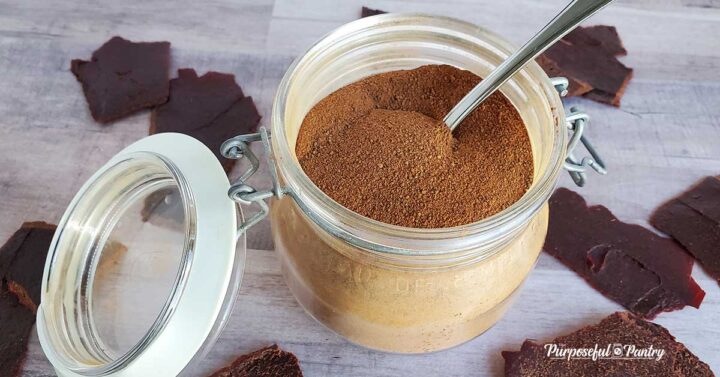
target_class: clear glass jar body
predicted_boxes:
[270,14,566,353]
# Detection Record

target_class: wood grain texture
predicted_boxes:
[19,250,718,377]
[0,0,718,375]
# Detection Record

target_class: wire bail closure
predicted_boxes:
[550,77,608,187]
[221,127,285,237]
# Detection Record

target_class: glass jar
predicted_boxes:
[268,14,566,353]
[36,12,605,376]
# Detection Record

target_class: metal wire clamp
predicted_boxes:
[550,77,607,187]
[221,127,285,236]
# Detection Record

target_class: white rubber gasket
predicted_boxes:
[38,133,239,377]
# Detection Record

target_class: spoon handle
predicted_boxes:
[443,0,615,131]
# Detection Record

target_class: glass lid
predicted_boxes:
[37,133,244,377]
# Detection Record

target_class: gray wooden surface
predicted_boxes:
[1,0,719,376]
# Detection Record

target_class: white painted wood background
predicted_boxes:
[0,0,719,376]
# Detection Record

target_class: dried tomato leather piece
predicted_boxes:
[651,176,720,284]
[544,188,704,319]
[208,344,303,377]
[537,25,632,106]
[502,312,713,377]
[71,36,170,123]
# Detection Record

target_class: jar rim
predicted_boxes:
[271,13,566,256]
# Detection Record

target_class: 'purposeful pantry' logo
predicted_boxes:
[544,343,666,361]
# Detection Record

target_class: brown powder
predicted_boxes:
[296,64,533,228]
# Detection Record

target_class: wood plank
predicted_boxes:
[21,248,717,376]
[357,0,720,10]
[0,0,274,52]
[269,0,720,82]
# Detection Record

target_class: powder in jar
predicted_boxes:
[296,64,533,228]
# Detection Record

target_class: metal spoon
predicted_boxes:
[443,0,615,131]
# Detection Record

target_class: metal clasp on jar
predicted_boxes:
[220,128,286,237]
[551,77,607,187]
